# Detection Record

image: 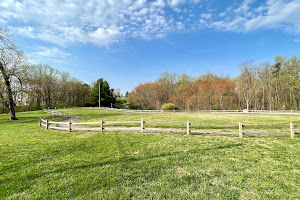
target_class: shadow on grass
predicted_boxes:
[3,143,243,185]
[0,112,50,125]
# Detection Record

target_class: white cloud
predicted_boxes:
[294,39,300,43]
[212,0,300,33]
[1,0,300,47]
[234,0,254,14]
[244,0,300,32]
[88,26,122,46]
[0,0,197,46]
[219,12,226,17]
[176,21,184,29]
[173,7,182,12]
[200,13,212,19]
[167,0,185,7]
[152,0,166,7]
[29,46,71,64]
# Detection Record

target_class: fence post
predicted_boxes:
[141,118,144,133]
[100,119,103,132]
[290,122,295,138]
[39,117,41,127]
[46,119,49,130]
[239,122,243,138]
[187,120,190,135]
[69,121,72,132]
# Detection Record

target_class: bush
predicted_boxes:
[113,103,125,109]
[128,104,142,110]
[161,103,178,110]
[116,98,127,104]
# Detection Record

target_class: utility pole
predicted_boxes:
[99,82,101,108]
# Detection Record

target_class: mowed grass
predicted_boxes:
[61,109,300,136]
[61,108,300,126]
[0,110,299,199]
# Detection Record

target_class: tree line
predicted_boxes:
[2,26,300,119]
[22,64,90,108]
[127,56,300,111]
[0,27,115,120]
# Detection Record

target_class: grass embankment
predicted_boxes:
[0,110,299,199]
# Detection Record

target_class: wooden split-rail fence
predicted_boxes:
[43,108,69,118]
[74,106,300,115]
[39,109,297,138]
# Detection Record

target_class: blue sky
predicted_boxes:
[1,0,300,94]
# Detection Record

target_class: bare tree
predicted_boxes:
[155,72,178,103]
[236,61,260,110]
[0,27,27,120]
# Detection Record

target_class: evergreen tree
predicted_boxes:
[90,78,115,107]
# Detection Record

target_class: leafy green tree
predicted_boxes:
[90,78,115,107]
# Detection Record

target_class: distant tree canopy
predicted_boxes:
[90,78,115,107]
[128,56,300,110]
[23,64,91,108]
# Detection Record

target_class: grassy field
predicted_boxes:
[61,108,300,125]
[59,109,300,137]
[0,110,300,199]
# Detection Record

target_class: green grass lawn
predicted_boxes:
[59,109,300,137]
[61,108,300,126]
[0,110,299,199]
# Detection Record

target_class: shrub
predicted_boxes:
[113,103,124,109]
[161,103,178,110]
[116,98,127,104]
[211,107,221,110]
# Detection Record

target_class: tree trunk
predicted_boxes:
[0,63,18,120]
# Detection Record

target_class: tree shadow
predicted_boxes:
[2,142,243,185]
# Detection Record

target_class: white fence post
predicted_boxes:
[141,118,144,133]
[290,122,295,138]
[239,122,243,138]
[69,121,72,132]
[187,120,190,135]
[101,119,104,132]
